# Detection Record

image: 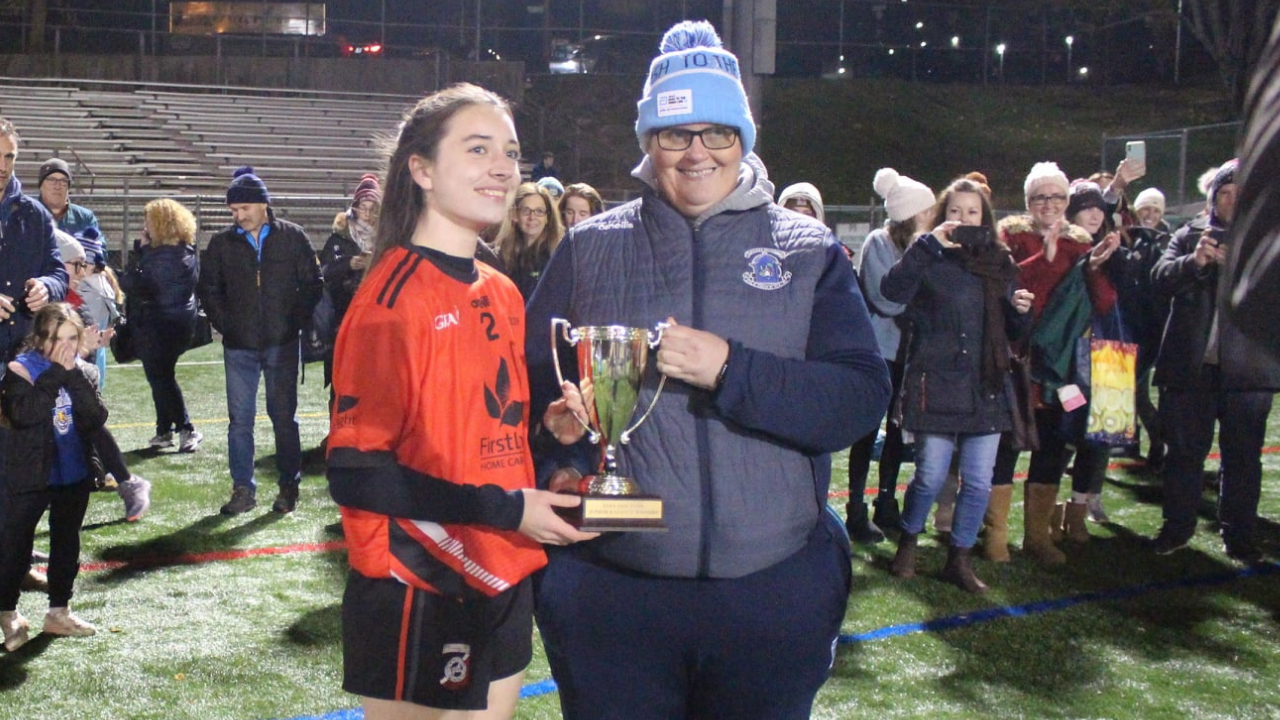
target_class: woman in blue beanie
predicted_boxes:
[526,19,890,720]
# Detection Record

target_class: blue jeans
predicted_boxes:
[224,341,302,492]
[900,432,1001,548]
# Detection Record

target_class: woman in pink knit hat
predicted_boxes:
[318,173,382,389]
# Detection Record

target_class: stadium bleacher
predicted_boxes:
[0,81,426,249]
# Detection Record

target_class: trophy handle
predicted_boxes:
[550,318,598,444]
[619,321,670,445]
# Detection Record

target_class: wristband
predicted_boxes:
[713,357,730,391]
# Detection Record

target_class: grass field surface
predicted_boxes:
[1,343,1278,719]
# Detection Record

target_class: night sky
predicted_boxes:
[27,0,1215,83]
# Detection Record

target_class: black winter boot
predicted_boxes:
[845,501,886,544]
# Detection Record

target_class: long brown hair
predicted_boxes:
[368,83,514,269]
[494,182,565,278]
[24,303,85,357]
[931,177,998,234]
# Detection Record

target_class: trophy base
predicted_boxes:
[555,485,666,533]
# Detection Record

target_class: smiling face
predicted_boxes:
[1026,181,1068,229]
[647,122,743,218]
[516,192,549,239]
[1136,205,1163,229]
[413,103,521,236]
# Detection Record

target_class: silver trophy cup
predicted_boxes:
[551,319,667,495]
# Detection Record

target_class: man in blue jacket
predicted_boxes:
[198,167,321,516]
[0,117,70,597]
[527,22,890,720]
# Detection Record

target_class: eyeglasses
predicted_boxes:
[518,207,548,218]
[44,177,70,188]
[70,261,89,272]
[654,126,739,151]
[1028,193,1068,206]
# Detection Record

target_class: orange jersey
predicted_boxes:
[330,245,545,598]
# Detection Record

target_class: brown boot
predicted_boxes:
[890,533,919,579]
[1063,501,1090,543]
[1023,483,1066,565]
[983,484,1014,563]
[940,545,989,594]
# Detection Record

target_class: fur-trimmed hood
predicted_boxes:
[332,210,351,237]
[997,214,1093,245]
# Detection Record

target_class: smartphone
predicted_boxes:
[950,225,992,248]
[1125,140,1146,163]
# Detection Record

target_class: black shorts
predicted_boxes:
[341,571,533,711]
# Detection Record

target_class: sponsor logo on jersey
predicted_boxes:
[484,358,524,428]
[434,306,461,330]
[439,643,472,690]
[742,247,796,290]
[470,295,491,309]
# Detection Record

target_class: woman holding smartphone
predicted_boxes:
[882,176,1033,593]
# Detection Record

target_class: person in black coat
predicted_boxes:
[122,198,202,453]
[0,304,108,650]
[318,174,380,389]
[881,177,1033,593]
[197,168,322,516]
[1149,159,1276,563]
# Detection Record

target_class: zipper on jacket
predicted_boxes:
[920,371,927,412]
[692,222,714,579]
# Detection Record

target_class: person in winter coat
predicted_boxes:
[197,168,322,516]
[318,173,381,389]
[0,304,106,651]
[883,176,1033,593]
[1150,159,1275,563]
[993,161,1119,566]
[843,169,935,544]
[526,21,890,720]
[122,198,203,454]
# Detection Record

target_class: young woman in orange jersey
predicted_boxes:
[326,83,596,720]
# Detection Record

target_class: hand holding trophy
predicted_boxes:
[549,318,668,531]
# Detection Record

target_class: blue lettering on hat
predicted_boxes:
[650,58,671,82]
[688,52,709,68]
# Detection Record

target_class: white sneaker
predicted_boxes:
[148,432,174,450]
[43,607,96,637]
[178,428,203,453]
[119,475,152,522]
[1086,494,1110,524]
[1,611,29,651]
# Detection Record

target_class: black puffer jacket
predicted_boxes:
[197,215,322,351]
[1,361,106,495]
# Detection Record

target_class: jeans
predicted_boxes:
[1158,373,1272,545]
[900,432,1001,548]
[224,340,302,492]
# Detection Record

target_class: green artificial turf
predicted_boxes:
[1,343,1278,719]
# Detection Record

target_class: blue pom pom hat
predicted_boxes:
[635,20,755,156]
[226,166,270,206]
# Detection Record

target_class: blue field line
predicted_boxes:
[277,560,1279,720]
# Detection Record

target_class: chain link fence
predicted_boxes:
[1101,122,1242,219]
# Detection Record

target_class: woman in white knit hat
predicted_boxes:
[844,168,936,545]
[991,161,1121,566]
